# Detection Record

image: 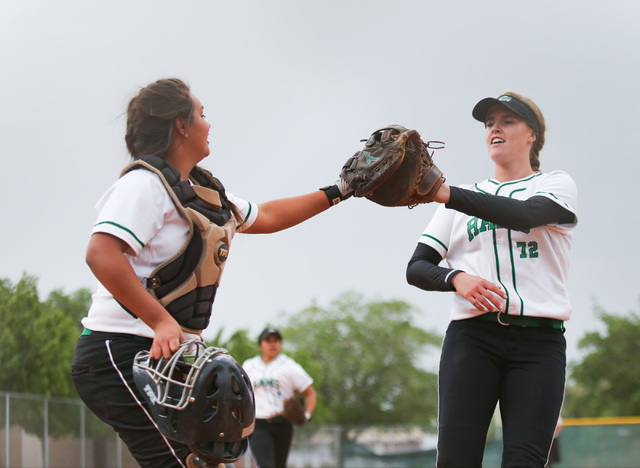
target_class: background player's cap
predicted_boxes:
[472,94,541,143]
[258,327,282,344]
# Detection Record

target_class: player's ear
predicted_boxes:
[175,117,188,137]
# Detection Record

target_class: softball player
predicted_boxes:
[72,78,348,468]
[243,328,316,468]
[406,92,578,467]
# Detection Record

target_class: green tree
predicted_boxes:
[46,287,93,333]
[279,291,441,427]
[0,275,100,439]
[0,275,81,398]
[565,302,640,417]
[206,328,256,365]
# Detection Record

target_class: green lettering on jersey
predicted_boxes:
[467,216,529,242]
[468,217,496,242]
[467,217,479,241]
[479,219,495,234]
[254,378,279,390]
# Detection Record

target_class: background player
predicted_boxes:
[406,92,578,467]
[243,328,316,468]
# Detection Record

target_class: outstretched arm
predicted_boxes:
[434,185,576,231]
[243,190,336,234]
[241,155,356,234]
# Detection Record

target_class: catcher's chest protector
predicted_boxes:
[121,156,237,333]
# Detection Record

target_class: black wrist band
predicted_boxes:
[320,185,342,206]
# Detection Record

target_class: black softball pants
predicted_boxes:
[436,317,566,468]
[249,418,294,467]
[71,333,190,467]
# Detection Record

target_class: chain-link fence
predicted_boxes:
[3,391,640,467]
[0,391,137,467]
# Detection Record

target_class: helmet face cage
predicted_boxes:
[133,339,255,462]
[133,340,225,410]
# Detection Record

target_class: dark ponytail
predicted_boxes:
[125,78,193,159]
[125,78,244,226]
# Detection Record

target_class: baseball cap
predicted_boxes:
[472,94,541,143]
[258,327,282,344]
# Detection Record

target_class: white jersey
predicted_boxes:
[81,169,258,337]
[419,170,578,321]
[243,353,313,420]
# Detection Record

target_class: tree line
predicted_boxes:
[1,274,639,431]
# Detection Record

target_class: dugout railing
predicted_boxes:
[2,391,640,467]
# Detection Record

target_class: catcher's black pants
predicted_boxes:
[249,418,294,468]
[71,332,190,467]
[436,317,566,468]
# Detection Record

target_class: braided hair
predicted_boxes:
[501,91,546,172]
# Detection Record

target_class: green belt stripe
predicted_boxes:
[81,328,153,342]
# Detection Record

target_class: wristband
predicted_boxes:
[319,185,342,206]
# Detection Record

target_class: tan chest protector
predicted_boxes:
[121,156,237,333]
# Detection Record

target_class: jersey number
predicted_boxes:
[517,241,539,258]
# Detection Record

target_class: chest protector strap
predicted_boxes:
[121,155,237,333]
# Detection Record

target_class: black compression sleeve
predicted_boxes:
[406,243,463,292]
[446,186,577,231]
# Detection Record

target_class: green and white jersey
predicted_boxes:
[243,353,313,420]
[419,170,578,321]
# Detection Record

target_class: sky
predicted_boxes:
[1,0,639,368]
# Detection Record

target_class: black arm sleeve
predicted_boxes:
[446,186,577,231]
[406,243,463,292]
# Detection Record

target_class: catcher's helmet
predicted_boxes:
[133,340,255,463]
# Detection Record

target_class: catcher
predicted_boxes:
[71,78,351,468]
[339,124,445,208]
[242,328,316,468]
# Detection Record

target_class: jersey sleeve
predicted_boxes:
[535,170,578,228]
[226,192,258,232]
[417,204,456,258]
[92,171,174,255]
[289,359,314,391]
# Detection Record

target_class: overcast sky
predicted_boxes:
[1,0,638,367]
